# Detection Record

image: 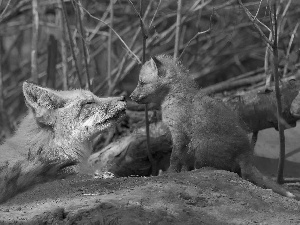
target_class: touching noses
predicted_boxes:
[119,95,126,102]
[129,91,136,101]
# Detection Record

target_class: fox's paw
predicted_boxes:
[168,156,183,173]
[167,164,182,173]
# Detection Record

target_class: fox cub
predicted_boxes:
[0,82,126,203]
[130,55,298,200]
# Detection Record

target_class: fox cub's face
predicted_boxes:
[130,57,170,104]
[23,82,126,144]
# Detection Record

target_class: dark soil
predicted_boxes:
[1,168,300,225]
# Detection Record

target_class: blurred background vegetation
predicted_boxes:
[0,0,299,141]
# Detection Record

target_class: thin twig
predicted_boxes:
[269,2,285,184]
[283,178,300,184]
[241,2,271,33]
[264,33,272,89]
[253,0,263,20]
[174,0,182,59]
[179,8,213,60]
[0,35,12,136]
[140,0,156,176]
[276,0,290,47]
[78,3,141,64]
[2,33,21,64]
[283,22,299,77]
[31,0,38,83]
[107,1,153,95]
[127,0,143,22]
[58,0,68,90]
[239,0,274,89]
[107,0,114,91]
[202,73,264,94]
[60,0,83,88]
[0,0,30,24]
[282,0,292,18]
[127,0,148,39]
[76,0,91,90]
[123,0,156,175]
[87,3,110,42]
[238,0,273,46]
[149,0,161,28]
[0,0,11,21]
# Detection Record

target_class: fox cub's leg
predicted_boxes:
[168,132,189,173]
[182,147,195,172]
[169,151,183,173]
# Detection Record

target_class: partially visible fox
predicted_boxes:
[130,55,299,200]
[0,82,126,203]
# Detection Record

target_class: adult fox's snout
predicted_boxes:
[116,95,126,102]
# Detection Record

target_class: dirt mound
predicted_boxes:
[1,168,300,224]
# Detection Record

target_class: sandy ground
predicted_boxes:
[255,123,300,163]
[1,168,300,225]
[1,124,300,224]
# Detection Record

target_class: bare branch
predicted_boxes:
[0,0,30,24]
[238,0,273,46]
[31,0,39,83]
[58,0,68,90]
[76,0,91,90]
[78,2,141,64]
[254,0,263,20]
[0,0,11,20]
[107,0,114,90]
[127,0,148,40]
[179,8,213,60]
[140,0,156,176]
[174,0,182,59]
[282,0,292,18]
[109,1,153,94]
[269,2,285,184]
[264,33,272,89]
[283,22,299,77]
[60,0,83,88]
[87,2,110,42]
[149,0,161,28]
[0,36,12,136]
[127,0,143,22]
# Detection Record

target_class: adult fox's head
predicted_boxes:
[23,82,126,142]
[22,82,126,166]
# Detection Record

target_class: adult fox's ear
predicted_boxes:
[23,81,65,126]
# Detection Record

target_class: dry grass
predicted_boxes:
[0,0,300,140]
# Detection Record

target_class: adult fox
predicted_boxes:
[130,55,299,200]
[0,82,126,203]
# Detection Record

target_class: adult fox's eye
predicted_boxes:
[57,100,67,108]
[139,81,145,86]
[85,98,95,105]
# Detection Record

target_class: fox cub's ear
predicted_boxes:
[23,82,65,126]
[150,56,165,77]
[151,56,162,68]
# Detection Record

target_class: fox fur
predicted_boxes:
[0,82,126,203]
[130,55,299,200]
